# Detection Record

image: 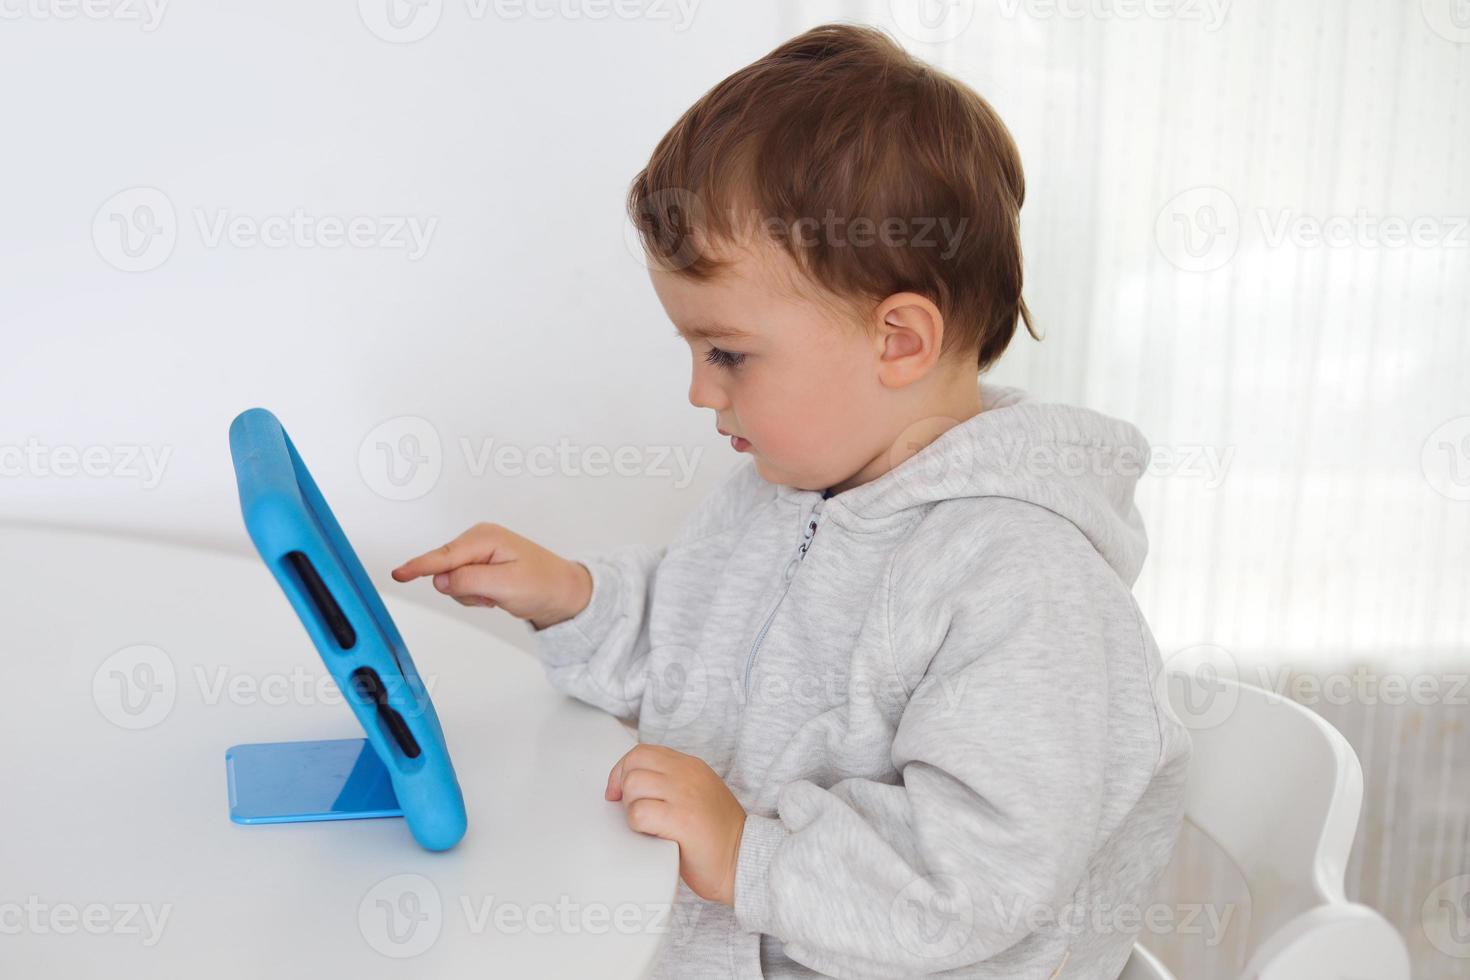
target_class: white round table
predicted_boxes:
[0,524,678,977]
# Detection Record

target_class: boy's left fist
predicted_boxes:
[606,743,747,907]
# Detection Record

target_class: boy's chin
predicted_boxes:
[751,457,792,486]
[752,457,827,493]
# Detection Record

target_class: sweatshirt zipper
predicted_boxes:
[742,501,823,698]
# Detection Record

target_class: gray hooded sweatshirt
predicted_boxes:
[527,383,1191,980]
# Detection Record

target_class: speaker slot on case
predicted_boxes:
[284,551,357,650]
[350,667,422,760]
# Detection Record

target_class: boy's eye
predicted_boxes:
[704,346,747,370]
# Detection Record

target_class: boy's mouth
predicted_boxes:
[718,427,751,452]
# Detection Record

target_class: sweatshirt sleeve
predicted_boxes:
[523,543,665,725]
[525,459,765,726]
[731,562,1121,978]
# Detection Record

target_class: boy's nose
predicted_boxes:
[688,369,728,411]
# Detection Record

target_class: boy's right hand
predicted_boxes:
[391,523,592,631]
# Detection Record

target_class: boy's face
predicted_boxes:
[650,241,894,493]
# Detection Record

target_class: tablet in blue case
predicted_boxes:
[225,408,467,852]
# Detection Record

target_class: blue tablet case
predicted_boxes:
[225,408,467,851]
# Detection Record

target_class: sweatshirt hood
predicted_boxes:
[813,382,1151,585]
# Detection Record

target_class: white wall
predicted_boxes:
[2,0,787,647]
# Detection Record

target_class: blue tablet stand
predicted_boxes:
[226,408,467,851]
[226,738,403,824]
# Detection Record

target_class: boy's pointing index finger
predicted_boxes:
[391,523,510,582]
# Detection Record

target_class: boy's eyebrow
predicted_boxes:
[672,321,749,340]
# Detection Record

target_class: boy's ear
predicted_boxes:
[873,292,945,388]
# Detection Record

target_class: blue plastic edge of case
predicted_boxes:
[227,407,467,851]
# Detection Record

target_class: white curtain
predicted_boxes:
[782,2,1469,977]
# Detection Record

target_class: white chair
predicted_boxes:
[1119,667,1410,980]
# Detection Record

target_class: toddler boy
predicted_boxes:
[395,23,1189,980]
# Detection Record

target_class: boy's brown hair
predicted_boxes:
[628,22,1036,370]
